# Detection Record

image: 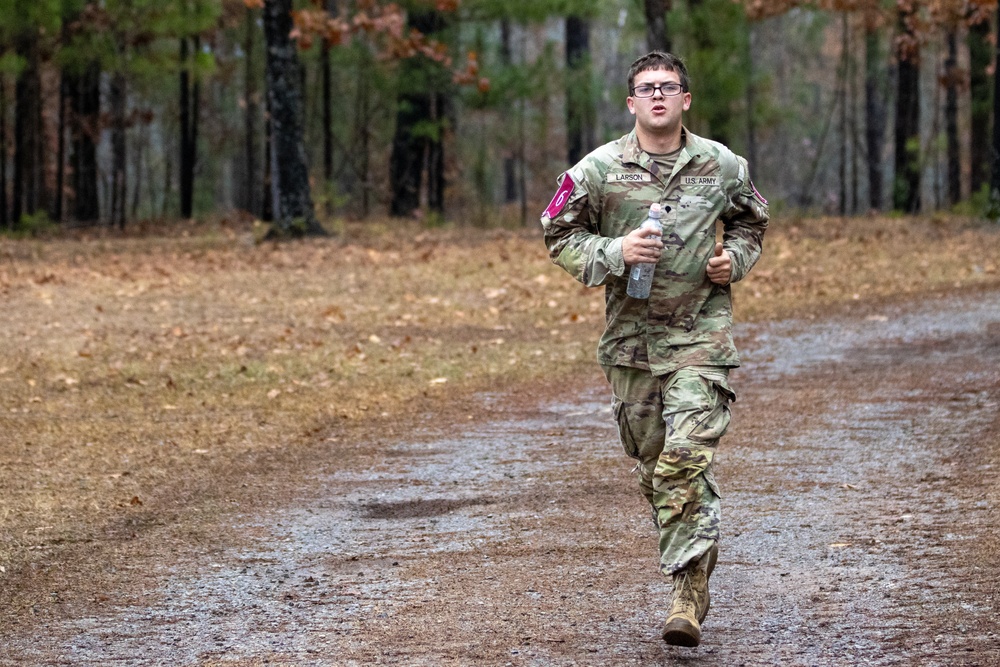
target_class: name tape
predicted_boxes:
[607,172,652,183]
[681,176,719,187]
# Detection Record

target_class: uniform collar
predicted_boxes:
[623,127,697,184]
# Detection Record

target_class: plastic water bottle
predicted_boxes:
[626,203,663,299]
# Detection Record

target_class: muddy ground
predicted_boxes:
[2,289,999,666]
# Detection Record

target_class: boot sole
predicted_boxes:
[662,618,700,647]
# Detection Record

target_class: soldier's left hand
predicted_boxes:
[707,242,732,285]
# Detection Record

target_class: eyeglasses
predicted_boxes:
[631,83,685,98]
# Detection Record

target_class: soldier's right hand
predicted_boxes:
[622,225,663,265]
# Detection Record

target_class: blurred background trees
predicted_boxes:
[0,0,998,232]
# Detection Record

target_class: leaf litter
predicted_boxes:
[0,214,998,655]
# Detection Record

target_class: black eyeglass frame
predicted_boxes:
[629,83,687,98]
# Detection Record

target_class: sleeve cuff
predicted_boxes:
[607,237,626,277]
[727,246,745,283]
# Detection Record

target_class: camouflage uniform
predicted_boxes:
[541,127,768,576]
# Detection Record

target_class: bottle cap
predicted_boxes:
[648,203,662,218]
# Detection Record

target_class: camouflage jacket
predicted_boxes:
[541,128,768,375]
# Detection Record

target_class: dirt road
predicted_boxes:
[3,290,999,666]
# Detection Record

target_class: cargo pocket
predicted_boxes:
[703,467,722,499]
[687,373,735,444]
[612,396,642,460]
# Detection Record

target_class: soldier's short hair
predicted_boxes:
[627,51,690,94]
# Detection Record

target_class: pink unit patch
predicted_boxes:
[542,173,575,219]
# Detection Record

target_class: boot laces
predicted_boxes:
[671,571,698,616]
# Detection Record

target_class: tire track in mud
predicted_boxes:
[2,292,999,666]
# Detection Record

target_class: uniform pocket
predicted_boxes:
[687,372,735,444]
[612,396,642,460]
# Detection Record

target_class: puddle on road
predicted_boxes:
[11,401,617,665]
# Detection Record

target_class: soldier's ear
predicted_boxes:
[627,96,637,115]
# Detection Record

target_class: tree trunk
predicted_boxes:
[864,23,886,211]
[13,32,43,225]
[262,0,323,236]
[945,29,960,206]
[179,36,200,219]
[0,80,8,228]
[243,6,259,217]
[132,124,144,218]
[355,53,371,219]
[321,40,332,212]
[501,18,517,204]
[849,28,861,215]
[643,0,671,53]
[839,13,848,217]
[109,72,128,229]
[968,16,991,196]
[54,71,67,223]
[427,92,448,213]
[54,12,76,224]
[263,99,273,222]
[518,96,527,226]
[429,98,452,216]
[849,24,859,215]
[70,61,100,224]
[388,77,427,216]
[565,15,594,165]
[321,0,338,214]
[990,6,1000,208]
[389,7,450,217]
[162,143,172,218]
[893,10,920,213]
[190,39,201,214]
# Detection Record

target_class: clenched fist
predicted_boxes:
[707,242,732,285]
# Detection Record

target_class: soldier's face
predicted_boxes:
[627,68,691,136]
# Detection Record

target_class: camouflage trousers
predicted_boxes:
[602,364,735,577]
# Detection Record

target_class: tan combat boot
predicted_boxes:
[696,543,717,624]
[661,544,717,647]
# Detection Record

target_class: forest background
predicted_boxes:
[1,0,1000,235]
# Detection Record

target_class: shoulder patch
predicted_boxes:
[542,173,576,219]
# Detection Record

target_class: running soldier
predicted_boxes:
[541,51,768,647]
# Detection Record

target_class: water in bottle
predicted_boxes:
[626,203,663,299]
